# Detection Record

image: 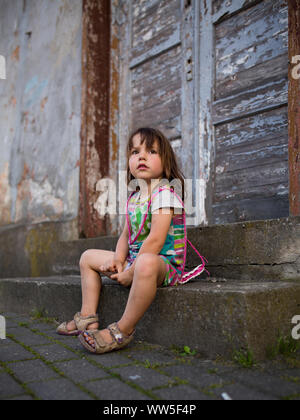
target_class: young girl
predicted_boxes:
[57,127,192,354]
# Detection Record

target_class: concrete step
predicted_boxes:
[1,275,299,360]
[1,216,299,282]
[49,216,300,282]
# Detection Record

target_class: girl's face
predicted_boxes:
[129,134,163,183]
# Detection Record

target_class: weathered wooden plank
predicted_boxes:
[212,195,289,224]
[215,0,288,84]
[213,0,288,123]
[216,53,288,100]
[131,0,181,68]
[131,45,182,139]
[180,0,197,183]
[216,107,288,152]
[199,0,214,225]
[212,0,263,23]
[211,1,289,223]
[200,0,289,225]
[214,109,289,203]
[216,140,288,175]
[215,108,288,177]
[212,77,288,125]
[214,160,288,201]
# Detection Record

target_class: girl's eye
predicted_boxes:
[131,150,157,154]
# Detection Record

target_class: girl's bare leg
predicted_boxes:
[117,254,167,335]
[66,249,116,332]
[83,253,167,345]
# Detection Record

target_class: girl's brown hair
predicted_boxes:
[126,127,185,200]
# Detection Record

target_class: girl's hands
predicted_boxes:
[99,256,124,276]
[99,254,133,287]
[110,268,133,288]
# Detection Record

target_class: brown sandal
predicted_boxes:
[56,312,99,336]
[79,322,135,354]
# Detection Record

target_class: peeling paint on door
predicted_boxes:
[288,0,300,216]
[79,0,111,238]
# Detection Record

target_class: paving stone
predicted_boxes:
[161,364,228,390]
[28,378,94,400]
[45,333,81,349]
[0,337,14,347]
[0,371,26,399]
[8,327,53,346]
[276,368,300,382]
[2,317,20,329]
[81,351,135,368]
[1,313,300,400]
[111,365,171,390]
[33,343,80,362]
[153,384,212,400]
[28,321,57,332]
[191,358,238,375]
[127,349,180,366]
[9,359,60,383]
[84,377,151,400]
[222,369,300,399]
[0,343,34,362]
[7,394,35,400]
[42,328,70,341]
[216,382,276,400]
[54,359,110,383]
[58,335,81,346]
[3,315,32,326]
[1,312,18,318]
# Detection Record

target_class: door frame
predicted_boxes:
[79,0,111,238]
[288,0,300,216]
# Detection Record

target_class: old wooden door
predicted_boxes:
[111,0,289,232]
[111,0,200,230]
[200,0,289,224]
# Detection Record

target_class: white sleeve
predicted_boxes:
[151,189,184,214]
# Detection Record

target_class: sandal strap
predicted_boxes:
[74,312,99,331]
[108,322,125,344]
[81,324,135,353]
[56,321,68,334]
[91,330,111,349]
[107,322,135,344]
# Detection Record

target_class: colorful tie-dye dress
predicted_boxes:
[125,186,185,286]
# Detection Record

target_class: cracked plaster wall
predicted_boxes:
[0,0,82,231]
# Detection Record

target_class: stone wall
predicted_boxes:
[0,0,82,239]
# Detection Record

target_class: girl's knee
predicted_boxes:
[135,253,160,275]
[79,249,94,269]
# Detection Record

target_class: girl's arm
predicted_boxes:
[114,218,129,263]
[126,208,174,275]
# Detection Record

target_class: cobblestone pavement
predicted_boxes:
[0,313,300,401]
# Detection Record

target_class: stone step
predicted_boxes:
[48,216,300,282]
[1,216,299,282]
[0,275,299,360]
